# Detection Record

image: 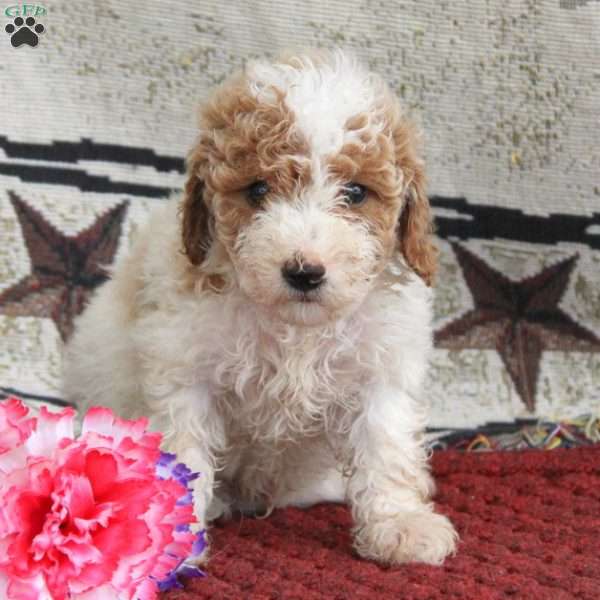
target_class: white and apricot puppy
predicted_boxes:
[64,50,457,565]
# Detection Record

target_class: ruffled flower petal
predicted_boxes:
[0,397,35,455]
[0,443,28,475]
[81,407,160,452]
[25,405,75,457]
[72,583,122,600]
[6,572,53,600]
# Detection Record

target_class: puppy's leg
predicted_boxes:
[147,385,226,562]
[224,439,346,515]
[274,464,346,508]
[347,386,457,565]
[272,438,346,509]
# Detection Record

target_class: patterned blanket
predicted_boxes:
[1,0,599,430]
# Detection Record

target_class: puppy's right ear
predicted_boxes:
[180,152,212,266]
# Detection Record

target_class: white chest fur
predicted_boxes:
[210,310,368,443]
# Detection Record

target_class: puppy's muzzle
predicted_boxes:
[282,259,326,292]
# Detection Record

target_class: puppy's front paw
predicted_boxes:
[354,510,458,565]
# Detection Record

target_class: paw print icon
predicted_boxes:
[5,16,45,47]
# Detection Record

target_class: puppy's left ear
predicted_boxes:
[398,168,437,286]
[392,114,438,286]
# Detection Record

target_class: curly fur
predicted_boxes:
[63,49,457,566]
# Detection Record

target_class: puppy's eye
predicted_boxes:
[342,182,368,206]
[247,180,270,205]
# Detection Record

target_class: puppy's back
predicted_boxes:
[62,199,182,417]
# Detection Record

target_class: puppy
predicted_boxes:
[63,50,457,565]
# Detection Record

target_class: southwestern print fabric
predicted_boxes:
[1,0,599,429]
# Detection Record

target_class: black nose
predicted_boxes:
[282,260,326,292]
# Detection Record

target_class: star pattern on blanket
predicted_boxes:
[435,243,600,411]
[0,192,128,340]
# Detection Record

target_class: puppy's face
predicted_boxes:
[182,52,436,326]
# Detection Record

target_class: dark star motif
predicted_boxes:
[0,192,128,341]
[435,242,600,412]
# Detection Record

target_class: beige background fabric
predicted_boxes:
[1,0,599,427]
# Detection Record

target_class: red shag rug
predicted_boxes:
[163,447,600,600]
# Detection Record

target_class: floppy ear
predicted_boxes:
[397,158,438,287]
[180,147,212,266]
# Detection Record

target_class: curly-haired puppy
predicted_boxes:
[64,50,458,565]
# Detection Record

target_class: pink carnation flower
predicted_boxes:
[0,398,204,600]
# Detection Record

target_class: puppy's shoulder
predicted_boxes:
[369,257,433,323]
[107,196,194,316]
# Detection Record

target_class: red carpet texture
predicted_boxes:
[163,447,600,600]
